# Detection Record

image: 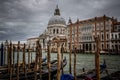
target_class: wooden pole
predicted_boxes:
[28,45,30,71]
[31,51,32,63]
[17,41,20,80]
[10,41,12,80]
[61,43,64,74]
[34,42,39,80]
[12,45,15,73]
[4,40,8,65]
[74,47,76,80]
[94,36,100,80]
[57,42,61,80]
[47,41,51,80]
[7,41,10,73]
[69,23,72,74]
[37,41,42,80]
[103,15,106,50]
[23,43,27,79]
[0,43,4,66]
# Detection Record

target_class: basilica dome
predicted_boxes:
[48,5,66,26]
[48,15,66,25]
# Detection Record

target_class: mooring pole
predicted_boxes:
[61,43,64,74]
[28,45,30,71]
[17,41,20,80]
[12,45,15,73]
[47,41,51,80]
[7,41,10,73]
[23,43,27,79]
[4,40,8,65]
[0,43,4,66]
[94,36,100,80]
[10,41,12,80]
[37,41,42,80]
[74,47,76,80]
[34,42,39,80]
[57,42,61,80]
[69,21,72,74]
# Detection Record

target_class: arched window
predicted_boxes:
[119,33,120,39]
[102,44,104,50]
[53,29,55,34]
[57,29,59,34]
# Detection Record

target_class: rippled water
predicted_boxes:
[42,53,120,76]
[3,52,120,77]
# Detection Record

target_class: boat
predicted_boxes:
[0,57,47,74]
[0,57,67,80]
[76,60,107,80]
[60,59,107,80]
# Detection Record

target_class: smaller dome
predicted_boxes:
[48,15,66,25]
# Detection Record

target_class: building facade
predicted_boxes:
[27,37,39,48]
[27,6,120,54]
[67,15,120,53]
[110,22,120,53]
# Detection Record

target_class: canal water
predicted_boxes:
[43,53,120,76]
[2,52,120,77]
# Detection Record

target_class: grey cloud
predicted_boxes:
[0,0,120,41]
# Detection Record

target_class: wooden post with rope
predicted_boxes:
[47,40,51,80]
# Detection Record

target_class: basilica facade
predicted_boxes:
[39,5,67,52]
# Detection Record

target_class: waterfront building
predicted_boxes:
[110,22,120,53]
[67,15,120,53]
[26,6,120,54]
[27,37,39,48]
[39,5,67,52]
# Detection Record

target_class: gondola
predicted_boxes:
[76,60,107,80]
[61,60,107,80]
[0,57,47,74]
[0,57,67,80]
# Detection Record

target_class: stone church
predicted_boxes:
[39,5,68,52]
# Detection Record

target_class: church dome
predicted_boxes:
[48,5,66,25]
[48,15,66,25]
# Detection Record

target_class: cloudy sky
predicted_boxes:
[0,0,120,41]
